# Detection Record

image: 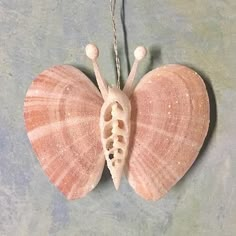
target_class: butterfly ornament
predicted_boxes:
[24,43,209,200]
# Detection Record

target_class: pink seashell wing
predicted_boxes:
[24,65,104,199]
[127,64,210,200]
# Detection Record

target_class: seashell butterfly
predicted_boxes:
[24,44,209,200]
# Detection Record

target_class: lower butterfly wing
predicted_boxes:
[24,65,104,199]
[127,64,209,200]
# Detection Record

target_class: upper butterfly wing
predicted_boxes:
[127,64,209,200]
[24,65,104,199]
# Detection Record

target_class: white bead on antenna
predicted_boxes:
[85,44,99,61]
[123,46,147,97]
[134,46,147,61]
[85,43,108,99]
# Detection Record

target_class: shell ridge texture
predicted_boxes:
[24,63,209,200]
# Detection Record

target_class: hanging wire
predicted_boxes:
[110,0,121,88]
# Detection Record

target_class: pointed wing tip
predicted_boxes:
[135,190,167,201]
[57,180,99,201]
[62,189,90,201]
[127,174,169,201]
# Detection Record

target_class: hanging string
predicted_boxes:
[110,0,121,88]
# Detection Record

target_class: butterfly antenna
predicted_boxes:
[86,44,108,99]
[123,46,147,97]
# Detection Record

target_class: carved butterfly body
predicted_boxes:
[100,87,131,190]
[24,44,210,200]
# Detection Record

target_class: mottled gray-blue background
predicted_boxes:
[0,0,235,235]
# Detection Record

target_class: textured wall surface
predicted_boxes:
[0,0,235,235]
